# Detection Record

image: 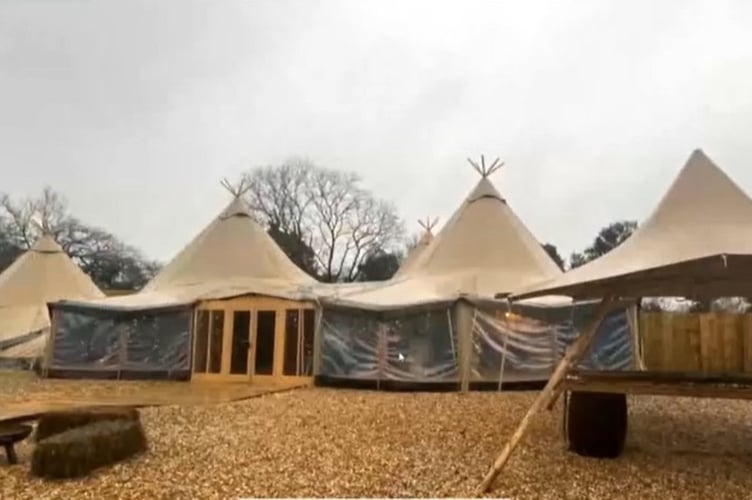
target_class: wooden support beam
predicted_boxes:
[543,298,636,411]
[475,296,614,495]
[564,369,752,400]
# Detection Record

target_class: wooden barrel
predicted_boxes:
[565,390,628,458]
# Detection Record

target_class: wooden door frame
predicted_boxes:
[222,308,254,383]
[191,308,231,382]
[191,296,316,385]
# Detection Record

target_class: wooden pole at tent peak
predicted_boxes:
[475,295,615,495]
[418,217,439,233]
[220,176,252,198]
[467,155,505,178]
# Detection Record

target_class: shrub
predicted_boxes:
[35,406,140,442]
[31,419,147,479]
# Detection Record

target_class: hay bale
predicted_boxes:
[35,406,140,442]
[30,419,147,479]
[565,390,627,458]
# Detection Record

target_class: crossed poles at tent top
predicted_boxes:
[218,156,501,200]
[417,217,439,234]
[467,155,505,178]
[220,177,252,198]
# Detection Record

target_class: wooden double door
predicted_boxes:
[191,297,316,384]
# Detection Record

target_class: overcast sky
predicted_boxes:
[2,0,752,263]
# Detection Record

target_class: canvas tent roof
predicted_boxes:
[394,217,437,278]
[323,163,566,311]
[0,234,104,308]
[55,194,318,312]
[405,177,561,284]
[145,196,315,291]
[510,149,752,301]
[0,233,104,344]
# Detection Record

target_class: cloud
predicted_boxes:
[1,0,751,264]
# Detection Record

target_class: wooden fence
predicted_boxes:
[639,312,752,373]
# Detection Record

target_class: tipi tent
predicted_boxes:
[0,233,104,366]
[317,157,635,388]
[144,186,315,293]
[323,156,563,310]
[47,180,319,382]
[55,179,317,311]
[394,217,438,278]
[511,149,752,301]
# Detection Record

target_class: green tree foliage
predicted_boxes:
[356,249,402,281]
[542,242,565,270]
[569,220,638,269]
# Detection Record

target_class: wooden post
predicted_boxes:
[475,296,614,495]
[454,300,475,393]
[626,301,645,370]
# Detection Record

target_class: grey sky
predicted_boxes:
[2,0,752,263]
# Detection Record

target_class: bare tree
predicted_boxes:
[404,233,422,253]
[0,187,161,290]
[242,158,405,282]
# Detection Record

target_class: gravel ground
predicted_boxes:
[2,379,752,499]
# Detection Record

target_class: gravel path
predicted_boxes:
[2,384,752,499]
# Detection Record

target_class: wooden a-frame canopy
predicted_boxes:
[477,149,752,494]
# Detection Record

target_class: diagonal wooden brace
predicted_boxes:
[475,296,615,495]
[544,298,636,411]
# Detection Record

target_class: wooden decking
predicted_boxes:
[564,369,752,400]
[0,378,308,424]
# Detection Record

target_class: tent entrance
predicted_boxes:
[191,296,315,385]
[229,310,252,376]
[253,310,275,378]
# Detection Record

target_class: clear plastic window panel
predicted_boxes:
[319,307,457,382]
[123,310,192,373]
[469,302,635,383]
[470,307,556,383]
[52,310,119,370]
[557,305,634,371]
[320,308,381,379]
[51,308,192,375]
[382,310,458,382]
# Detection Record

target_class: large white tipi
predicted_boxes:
[46,181,319,382]
[64,180,317,311]
[143,187,315,296]
[325,156,563,309]
[512,149,752,300]
[0,233,104,363]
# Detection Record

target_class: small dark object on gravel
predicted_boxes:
[0,424,32,465]
[566,390,628,458]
